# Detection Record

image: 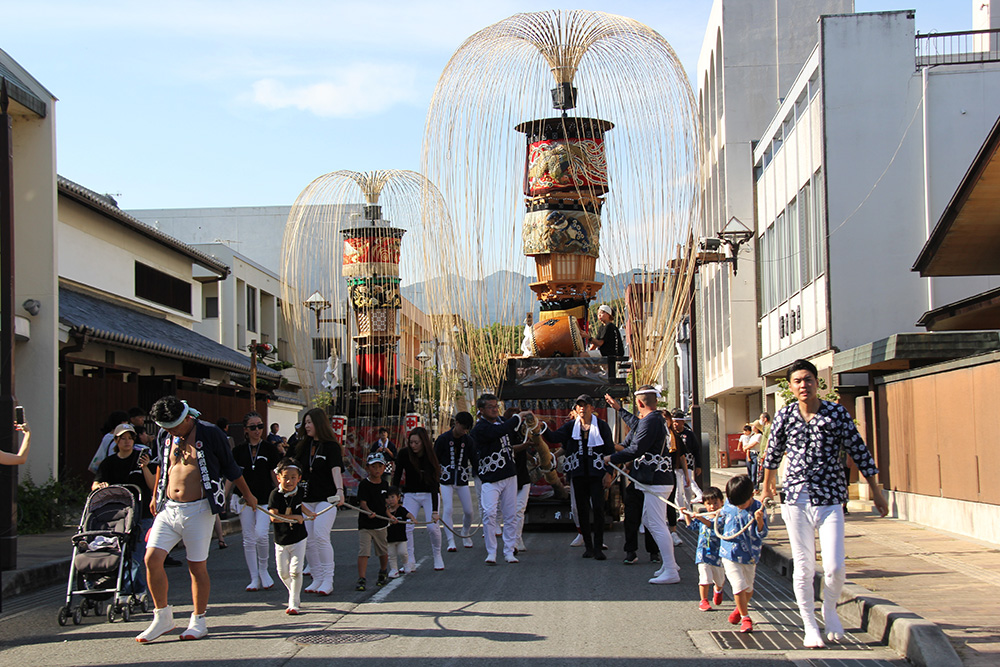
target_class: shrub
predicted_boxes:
[17,475,89,534]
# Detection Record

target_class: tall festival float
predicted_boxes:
[281,171,438,497]
[421,11,702,522]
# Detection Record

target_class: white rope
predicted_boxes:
[339,499,484,539]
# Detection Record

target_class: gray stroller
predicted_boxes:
[57,484,148,625]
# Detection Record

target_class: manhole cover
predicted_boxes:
[709,630,868,651]
[290,630,391,645]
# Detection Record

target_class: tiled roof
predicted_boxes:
[58,176,229,278]
[60,286,280,380]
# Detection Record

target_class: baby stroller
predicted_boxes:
[57,484,147,625]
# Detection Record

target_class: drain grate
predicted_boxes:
[290,630,391,645]
[709,630,869,651]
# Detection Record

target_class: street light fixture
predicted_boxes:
[303,290,333,331]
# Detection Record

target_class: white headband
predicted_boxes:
[634,388,661,398]
[154,400,201,430]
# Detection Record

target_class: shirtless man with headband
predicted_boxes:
[137,396,257,643]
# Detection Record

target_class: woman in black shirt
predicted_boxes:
[293,408,346,596]
[230,411,281,591]
[392,427,443,572]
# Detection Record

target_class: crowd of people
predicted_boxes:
[46,352,888,651]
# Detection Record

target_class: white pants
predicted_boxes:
[641,485,678,573]
[403,492,441,566]
[513,483,530,548]
[303,501,337,585]
[569,479,580,529]
[480,476,518,558]
[783,502,846,634]
[674,472,691,510]
[275,540,306,610]
[440,485,473,547]
[387,541,408,573]
[238,502,271,582]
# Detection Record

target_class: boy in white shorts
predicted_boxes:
[718,475,768,634]
[681,486,726,611]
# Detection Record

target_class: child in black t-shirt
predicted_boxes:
[356,453,391,591]
[269,458,315,614]
[385,486,414,579]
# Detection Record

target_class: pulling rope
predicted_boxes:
[338,499,485,539]
[241,495,342,524]
[605,461,776,540]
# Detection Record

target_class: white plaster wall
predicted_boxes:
[886,489,1000,546]
[11,96,59,480]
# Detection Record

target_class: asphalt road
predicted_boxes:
[0,503,905,666]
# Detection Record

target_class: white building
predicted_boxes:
[695,0,852,458]
[753,8,1000,404]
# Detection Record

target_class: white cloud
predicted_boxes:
[250,63,420,118]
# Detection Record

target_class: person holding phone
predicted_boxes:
[93,422,157,593]
[1,407,30,466]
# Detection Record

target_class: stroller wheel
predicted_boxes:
[57,606,70,626]
[72,607,83,625]
[140,596,150,613]
[107,604,116,623]
[122,603,131,623]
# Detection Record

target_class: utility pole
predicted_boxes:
[249,339,257,412]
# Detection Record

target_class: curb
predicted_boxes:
[1,517,242,601]
[760,542,962,667]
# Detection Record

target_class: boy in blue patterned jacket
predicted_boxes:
[718,475,768,633]
[681,486,726,611]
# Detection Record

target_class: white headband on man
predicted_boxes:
[634,388,662,398]
[154,400,201,430]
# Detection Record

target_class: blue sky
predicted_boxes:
[0,0,974,210]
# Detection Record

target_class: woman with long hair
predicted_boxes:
[392,427,443,572]
[293,408,345,595]
[230,411,281,591]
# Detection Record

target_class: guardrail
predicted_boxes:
[916,29,1000,67]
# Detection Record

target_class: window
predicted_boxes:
[246,285,257,333]
[204,296,219,319]
[135,262,191,314]
[775,212,786,305]
[798,185,811,285]
[810,168,826,279]
[313,337,332,360]
[786,197,799,297]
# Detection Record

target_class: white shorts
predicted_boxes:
[698,562,726,588]
[723,559,757,594]
[147,499,215,562]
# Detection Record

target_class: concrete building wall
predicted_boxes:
[4,54,59,480]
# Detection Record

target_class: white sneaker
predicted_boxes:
[387,568,400,579]
[259,571,274,590]
[505,554,519,563]
[485,553,497,565]
[462,538,474,548]
[515,540,526,551]
[315,578,333,596]
[671,532,683,546]
[246,576,261,592]
[803,629,826,649]
[433,554,445,571]
[136,606,176,643]
[648,572,681,585]
[179,612,208,640]
[404,562,416,574]
[570,534,584,547]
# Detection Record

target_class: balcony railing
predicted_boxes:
[916,29,1000,67]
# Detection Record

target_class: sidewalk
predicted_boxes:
[0,516,242,602]
[711,467,1000,667]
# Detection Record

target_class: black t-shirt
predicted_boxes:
[268,486,308,545]
[387,505,409,543]
[95,450,153,519]
[233,440,281,502]
[391,448,440,509]
[595,321,624,357]
[297,439,344,502]
[356,478,389,530]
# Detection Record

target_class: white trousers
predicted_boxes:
[275,540,306,610]
[783,502,846,634]
[569,479,580,529]
[403,492,441,566]
[387,541,408,573]
[440,485,473,547]
[480,476,518,558]
[303,501,337,585]
[513,483,530,548]
[641,485,678,572]
[238,503,271,582]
